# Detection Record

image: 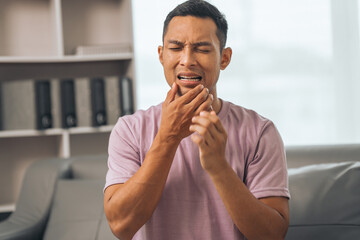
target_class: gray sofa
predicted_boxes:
[0,145,359,240]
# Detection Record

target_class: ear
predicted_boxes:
[220,47,232,70]
[158,45,164,66]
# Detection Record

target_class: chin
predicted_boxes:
[177,86,194,96]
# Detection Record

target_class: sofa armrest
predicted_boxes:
[0,158,71,240]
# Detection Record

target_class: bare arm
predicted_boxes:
[190,111,289,240]
[209,166,289,239]
[104,83,212,240]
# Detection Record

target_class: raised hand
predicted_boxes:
[159,83,213,143]
[189,110,228,175]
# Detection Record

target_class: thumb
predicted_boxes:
[165,82,177,103]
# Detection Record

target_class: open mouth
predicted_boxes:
[177,74,202,82]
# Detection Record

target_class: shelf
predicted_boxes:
[68,125,114,134]
[0,0,134,209]
[0,53,133,63]
[0,125,114,138]
[0,59,132,81]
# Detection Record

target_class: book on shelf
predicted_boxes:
[75,78,92,127]
[35,80,53,130]
[50,79,61,129]
[1,80,53,131]
[76,76,123,127]
[105,76,122,125]
[0,75,134,132]
[91,78,107,127]
[0,83,2,130]
[119,76,134,116]
[60,79,77,128]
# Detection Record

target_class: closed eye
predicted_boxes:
[169,47,182,51]
[195,48,211,53]
[197,49,210,53]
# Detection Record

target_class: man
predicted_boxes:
[104,1,290,239]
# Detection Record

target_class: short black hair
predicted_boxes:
[162,0,228,50]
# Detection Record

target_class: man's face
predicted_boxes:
[159,16,231,96]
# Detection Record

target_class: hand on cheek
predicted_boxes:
[190,111,228,174]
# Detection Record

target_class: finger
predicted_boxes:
[191,133,202,145]
[189,123,215,145]
[194,94,213,115]
[177,84,205,104]
[209,111,227,134]
[165,83,178,104]
[193,113,218,140]
[192,114,212,129]
[188,88,210,111]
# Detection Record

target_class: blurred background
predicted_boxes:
[132,0,360,146]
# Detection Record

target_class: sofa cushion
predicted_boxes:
[43,179,116,240]
[286,161,360,240]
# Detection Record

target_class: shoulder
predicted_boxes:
[110,103,162,146]
[221,100,272,133]
[220,100,283,154]
[114,103,162,132]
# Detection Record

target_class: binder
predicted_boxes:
[105,76,121,125]
[1,80,36,130]
[50,79,61,129]
[75,78,91,127]
[35,80,53,130]
[60,79,77,128]
[91,78,107,126]
[119,76,134,116]
[0,83,2,130]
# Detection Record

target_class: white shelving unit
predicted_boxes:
[0,0,135,210]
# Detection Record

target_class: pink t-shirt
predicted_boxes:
[106,100,290,239]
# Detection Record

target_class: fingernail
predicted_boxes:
[210,94,213,100]
[200,85,204,89]
[206,88,209,93]
[172,82,176,88]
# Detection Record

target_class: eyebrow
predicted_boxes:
[167,40,212,47]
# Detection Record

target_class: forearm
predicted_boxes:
[105,132,180,239]
[209,163,288,240]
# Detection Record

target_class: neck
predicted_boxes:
[212,96,222,114]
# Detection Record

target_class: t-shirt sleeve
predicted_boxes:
[245,121,290,199]
[104,117,141,190]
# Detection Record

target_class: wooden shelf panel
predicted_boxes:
[0,125,114,138]
[0,129,63,138]
[0,59,132,81]
[68,125,114,134]
[0,0,58,57]
[0,53,133,63]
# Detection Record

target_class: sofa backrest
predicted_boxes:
[68,154,108,180]
[285,144,360,240]
[286,144,360,168]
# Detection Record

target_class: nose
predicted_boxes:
[179,47,196,67]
